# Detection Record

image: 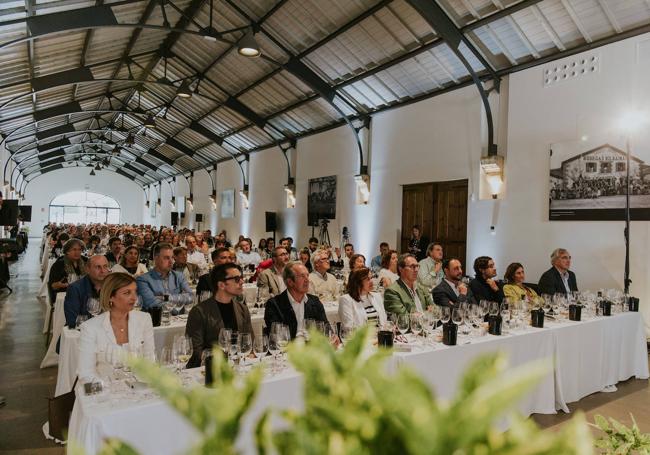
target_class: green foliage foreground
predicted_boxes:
[77,326,596,455]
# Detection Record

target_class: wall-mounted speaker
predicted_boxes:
[265,212,277,232]
[195,213,203,222]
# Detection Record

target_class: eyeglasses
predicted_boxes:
[404,264,420,270]
[224,275,243,283]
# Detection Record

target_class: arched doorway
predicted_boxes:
[49,191,120,224]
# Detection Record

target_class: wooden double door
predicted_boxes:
[400,179,468,264]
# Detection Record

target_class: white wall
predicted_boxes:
[22,167,145,233]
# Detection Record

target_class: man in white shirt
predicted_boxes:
[418,242,444,290]
[184,234,208,273]
[236,238,262,269]
[308,249,338,298]
[257,246,289,295]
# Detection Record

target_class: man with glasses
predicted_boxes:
[136,243,193,310]
[308,249,338,298]
[185,263,254,368]
[432,258,475,308]
[258,246,290,296]
[384,254,433,315]
[538,248,578,295]
[264,262,330,339]
[196,247,234,296]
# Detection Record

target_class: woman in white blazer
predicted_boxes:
[110,245,148,277]
[338,267,387,329]
[78,272,154,381]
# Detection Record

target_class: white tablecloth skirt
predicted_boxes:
[40,293,65,368]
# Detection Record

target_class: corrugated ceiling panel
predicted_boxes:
[204,48,277,95]
[238,71,312,116]
[570,0,616,40]
[538,0,583,47]
[608,0,650,30]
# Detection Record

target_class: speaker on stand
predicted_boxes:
[195,213,203,231]
[265,212,277,242]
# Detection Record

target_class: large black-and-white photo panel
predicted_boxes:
[307,176,337,226]
[549,141,650,220]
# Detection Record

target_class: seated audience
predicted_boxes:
[281,237,298,261]
[308,249,338,297]
[48,238,86,304]
[384,254,433,315]
[136,243,193,310]
[469,256,504,303]
[257,246,290,296]
[538,248,578,295]
[185,263,254,368]
[184,235,208,273]
[348,253,366,272]
[299,248,313,273]
[111,245,147,277]
[64,255,110,327]
[264,262,330,339]
[503,262,539,302]
[78,273,154,381]
[378,249,399,287]
[371,242,390,272]
[307,237,319,253]
[432,258,475,308]
[418,242,444,290]
[196,247,233,296]
[236,238,262,268]
[172,246,201,284]
[338,267,387,328]
[407,225,428,261]
[104,236,123,267]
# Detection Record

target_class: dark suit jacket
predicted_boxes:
[432,279,475,308]
[264,290,329,339]
[64,275,99,328]
[538,267,578,296]
[469,277,504,303]
[185,298,253,368]
[196,272,212,296]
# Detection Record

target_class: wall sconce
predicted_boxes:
[284,183,296,208]
[480,155,504,199]
[240,189,249,210]
[170,196,176,209]
[146,200,150,208]
[187,193,194,211]
[209,190,217,210]
[156,198,161,210]
[354,174,370,204]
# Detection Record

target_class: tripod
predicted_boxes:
[318,219,331,246]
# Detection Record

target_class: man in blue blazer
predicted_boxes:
[64,255,110,327]
[538,248,578,296]
[264,262,330,339]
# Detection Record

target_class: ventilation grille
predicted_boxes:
[543,54,600,87]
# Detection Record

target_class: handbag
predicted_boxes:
[47,377,78,441]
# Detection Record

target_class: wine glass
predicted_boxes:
[239,333,252,367]
[159,347,175,371]
[277,325,290,367]
[479,300,489,320]
[218,328,232,356]
[396,313,410,337]
[108,345,126,380]
[440,306,451,325]
[253,335,268,364]
[269,334,281,372]
[173,296,185,315]
[174,335,193,371]
[488,301,500,317]
[339,326,352,345]
[451,308,463,326]
[86,297,101,317]
[410,313,423,342]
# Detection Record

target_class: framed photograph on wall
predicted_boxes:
[308,175,337,226]
[549,141,650,220]
[220,189,235,219]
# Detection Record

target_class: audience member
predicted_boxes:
[48,238,86,304]
[196,247,233,296]
[407,225,428,261]
[172,246,201,284]
[338,267,386,328]
[432,258,475,308]
[64,255,110,327]
[184,235,208,273]
[136,243,193,310]
[299,248,312,272]
[257,246,290,296]
[308,249,338,297]
[236,238,262,268]
[112,245,147,277]
[104,236,123,267]
[418,242,444,290]
[503,262,539,302]
[307,237,319,253]
[378,249,399,287]
[264,262,330,339]
[384,254,433,315]
[370,242,389,272]
[469,256,504,303]
[348,253,366,271]
[538,248,578,295]
[185,263,253,368]
[78,273,154,381]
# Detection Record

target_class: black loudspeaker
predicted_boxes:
[195,213,203,222]
[265,212,277,232]
[18,205,32,222]
[0,200,19,226]
[171,212,179,225]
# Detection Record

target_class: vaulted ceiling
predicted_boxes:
[1,0,649,190]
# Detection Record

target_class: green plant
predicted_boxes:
[593,414,650,454]
[82,326,594,455]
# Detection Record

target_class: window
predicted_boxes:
[585,162,597,173]
[600,162,612,174]
[49,191,120,224]
[616,162,626,173]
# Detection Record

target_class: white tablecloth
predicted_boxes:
[67,313,648,455]
[40,293,66,368]
[40,258,56,334]
[55,305,340,396]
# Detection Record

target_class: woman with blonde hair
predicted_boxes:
[78,273,154,381]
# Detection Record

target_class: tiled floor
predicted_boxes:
[0,239,647,454]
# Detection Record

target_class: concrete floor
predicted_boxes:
[0,239,647,454]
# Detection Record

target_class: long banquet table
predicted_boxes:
[55,303,340,397]
[67,312,649,455]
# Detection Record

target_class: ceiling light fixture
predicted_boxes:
[144,114,157,128]
[89,169,96,176]
[238,28,261,58]
[94,163,101,171]
[177,79,193,98]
